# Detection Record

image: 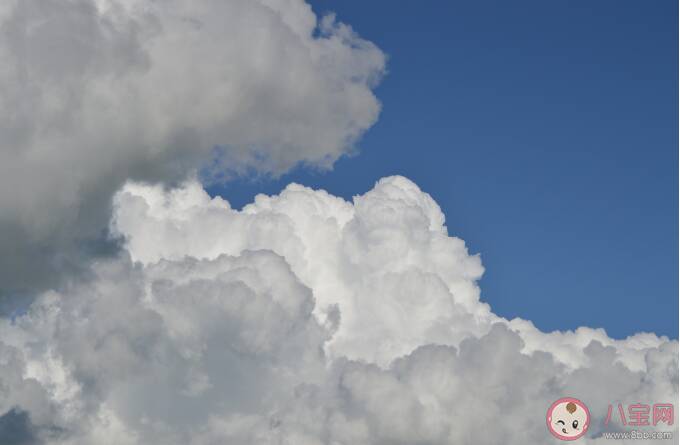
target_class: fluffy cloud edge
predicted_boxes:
[0,0,386,295]
[0,175,674,444]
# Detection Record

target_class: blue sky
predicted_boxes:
[209,0,678,339]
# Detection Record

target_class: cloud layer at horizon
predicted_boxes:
[0,176,676,444]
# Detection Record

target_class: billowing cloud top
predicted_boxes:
[0,176,676,444]
[0,0,385,294]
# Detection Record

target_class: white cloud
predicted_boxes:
[0,0,385,294]
[0,176,675,444]
[111,176,670,372]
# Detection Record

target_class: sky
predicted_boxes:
[0,1,676,444]
[209,0,679,340]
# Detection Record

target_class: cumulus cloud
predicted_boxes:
[0,177,676,444]
[0,0,385,295]
[0,2,675,443]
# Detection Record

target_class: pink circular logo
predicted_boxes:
[546,397,590,441]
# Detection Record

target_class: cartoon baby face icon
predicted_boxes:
[546,397,590,441]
